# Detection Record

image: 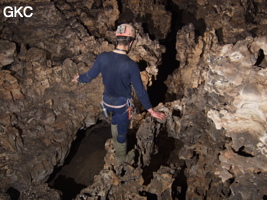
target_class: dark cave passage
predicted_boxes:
[48,123,181,200]
[171,163,187,199]
[47,121,111,200]
[142,128,176,185]
[47,122,187,200]
[147,1,183,106]
[146,0,208,106]
[6,187,20,200]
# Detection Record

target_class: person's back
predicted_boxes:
[98,51,136,99]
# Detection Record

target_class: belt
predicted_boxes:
[101,100,127,109]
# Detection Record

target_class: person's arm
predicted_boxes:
[72,74,79,82]
[72,55,101,83]
[130,63,166,120]
[148,108,166,120]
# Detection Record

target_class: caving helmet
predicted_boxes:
[115,24,136,39]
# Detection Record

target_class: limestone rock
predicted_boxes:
[119,0,171,40]
[136,117,158,167]
[162,6,267,195]
[0,39,16,67]
[1,0,267,199]
[147,166,174,200]
[0,0,167,198]
[0,70,23,100]
[173,0,267,43]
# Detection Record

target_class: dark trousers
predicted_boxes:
[103,95,130,143]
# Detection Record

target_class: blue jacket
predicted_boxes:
[78,51,152,110]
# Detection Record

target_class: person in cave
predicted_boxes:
[72,23,166,165]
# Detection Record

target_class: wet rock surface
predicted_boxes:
[1,0,267,199]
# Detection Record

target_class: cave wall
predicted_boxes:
[76,1,267,200]
[1,0,267,199]
[165,25,267,199]
[0,0,167,199]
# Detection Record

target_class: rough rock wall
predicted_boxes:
[173,0,267,43]
[0,0,167,199]
[205,35,267,200]
[75,31,267,200]
[1,0,267,199]
[117,0,171,40]
[166,23,267,199]
[76,1,267,200]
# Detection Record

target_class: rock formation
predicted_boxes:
[0,0,267,199]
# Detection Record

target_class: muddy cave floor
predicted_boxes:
[47,120,178,200]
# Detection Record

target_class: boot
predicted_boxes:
[114,141,135,165]
[111,124,135,165]
[111,124,118,142]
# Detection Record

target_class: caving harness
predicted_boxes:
[100,98,136,120]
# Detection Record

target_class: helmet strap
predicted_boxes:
[115,37,134,54]
[127,43,132,52]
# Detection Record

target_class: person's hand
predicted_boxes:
[148,108,166,120]
[72,74,79,83]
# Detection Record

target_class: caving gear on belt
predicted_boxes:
[100,101,110,118]
[126,98,135,120]
[101,98,136,120]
